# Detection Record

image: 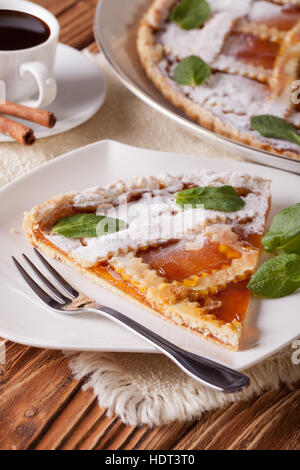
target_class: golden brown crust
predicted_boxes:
[235,20,286,43]
[24,192,76,229]
[136,0,300,162]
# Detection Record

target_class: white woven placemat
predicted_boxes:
[1,51,299,426]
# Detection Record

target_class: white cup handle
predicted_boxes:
[19,61,57,108]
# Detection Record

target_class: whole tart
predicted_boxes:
[23,171,271,351]
[137,0,300,160]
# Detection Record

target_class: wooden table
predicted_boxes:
[0,0,299,451]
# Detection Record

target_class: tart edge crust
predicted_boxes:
[136,0,300,162]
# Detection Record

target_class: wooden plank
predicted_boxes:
[57,0,98,49]
[0,344,82,450]
[173,401,259,450]
[94,421,193,450]
[172,406,237,450]
[31,0,98,50]
[173,384,300,450]
[35,389,99,449]
[1,342,43,384]
[60,411,119,450]
[107,425,150,451]
[135,422,196,450]
[93,418,134,450]
[31,0,78,18]
[230,387,300,450]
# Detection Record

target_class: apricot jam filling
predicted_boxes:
[92,263,250,325]
[222,33,280,69]
[34,229,152,309]
[138,238,241,282]
[137,234,258,324]
[207,281,250,324]
[91,263,151,307]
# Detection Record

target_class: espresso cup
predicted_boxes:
[0,0,60,108]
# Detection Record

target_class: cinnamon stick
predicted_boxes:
[0,101,56,128]
[0,115,35,145]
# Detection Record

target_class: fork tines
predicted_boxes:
[12,250,78,309]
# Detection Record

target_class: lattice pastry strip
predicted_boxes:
[212,55,272,84]
[109,250,242,349]
[155,8,278,84]
[158,250,259,303]
[262,19,300,118]
[235,21,286,43]
[110,225,259,306]
[157,226,260,303]
[109,252,220,316]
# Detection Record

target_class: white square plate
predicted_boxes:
[1,140,299,370]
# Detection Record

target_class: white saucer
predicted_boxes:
[0,43,106,142]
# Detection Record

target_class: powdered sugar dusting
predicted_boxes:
[44,234,82,253]
[288,112,300,128]
[158,58,300,154]
[186,73,267,116]
[210,0,252,16]
[262,92,292,119]
[247,1,282,23]
[41,171,271,265]
[157,12,237,64]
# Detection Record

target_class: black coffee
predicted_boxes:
[0,9,50,51]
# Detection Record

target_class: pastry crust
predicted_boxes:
[136,0,300,161]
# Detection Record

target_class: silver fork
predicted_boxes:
[12,249,250,393]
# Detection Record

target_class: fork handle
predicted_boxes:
[90,305,250,393]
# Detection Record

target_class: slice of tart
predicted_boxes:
[137,0,300,160]
[23,171,271,350]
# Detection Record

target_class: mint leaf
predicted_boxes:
[170,0,210,30]
[251,115,300,146]
[176,185,245,212]
[262,203,300,255]
[52,213,126,238]
[286,259,300,283]
[262,232,282,253]
[248,254,300,298]
[173,56,211,86]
